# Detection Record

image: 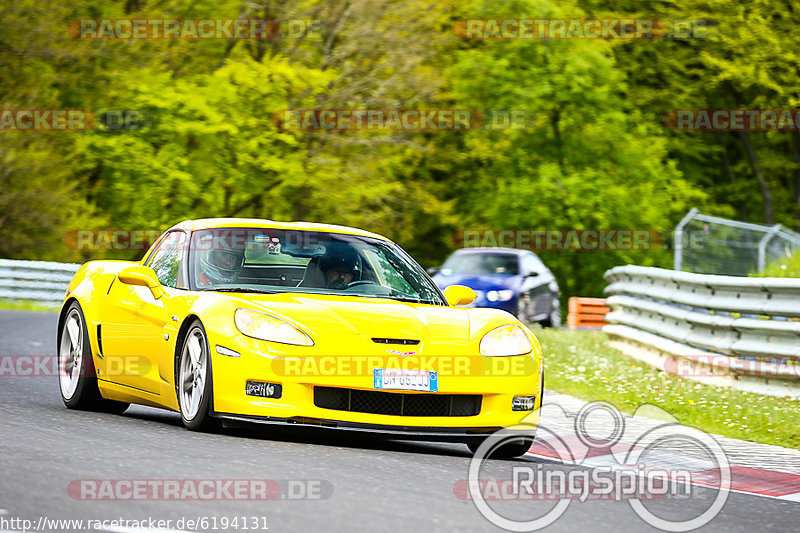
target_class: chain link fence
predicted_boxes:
[674,208,800,276]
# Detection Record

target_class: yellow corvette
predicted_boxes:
[58,219,543,457]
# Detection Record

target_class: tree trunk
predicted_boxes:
[725,82,774,224]
[738,130,774,224]
[792,131,800,231]
[716,132,748,220]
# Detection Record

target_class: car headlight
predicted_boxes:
[234,309,313,346]
[486,289,514,302]
[479,324,533,356]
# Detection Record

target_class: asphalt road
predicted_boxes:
[0,310,796,532]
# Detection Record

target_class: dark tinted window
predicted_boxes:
[188,228,444,304]
[521,253,546,275]
[440,252,520,275]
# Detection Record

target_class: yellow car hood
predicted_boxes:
[226,292,513,356]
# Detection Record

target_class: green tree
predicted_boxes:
[422,0,707,296]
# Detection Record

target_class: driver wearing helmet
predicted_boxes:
[318,244,361,290]
[197,249,245,287]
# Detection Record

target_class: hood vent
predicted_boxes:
[371,338,420,345]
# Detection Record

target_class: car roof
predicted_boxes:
[168,218,393,242]
[453,247,529,255]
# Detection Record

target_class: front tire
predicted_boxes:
[514,296,529,323]
[177,320,219,431]
[541,298,561,328]
[58,301,129,414]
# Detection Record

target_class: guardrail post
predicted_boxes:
[673,208,698,271]
[757,224,783,272]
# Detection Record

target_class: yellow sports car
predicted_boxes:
[58,219,543,457]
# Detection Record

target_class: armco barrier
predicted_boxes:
[603,265,800,397]
[567,297,609,328]
[0,259,80,304]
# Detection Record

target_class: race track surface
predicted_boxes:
[0,311,796,532]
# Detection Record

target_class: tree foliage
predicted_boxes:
[0,0,796,294]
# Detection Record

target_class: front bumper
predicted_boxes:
[212,413,507,442]
[209,333,543,437]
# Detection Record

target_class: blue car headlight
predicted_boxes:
[486,289,514,302]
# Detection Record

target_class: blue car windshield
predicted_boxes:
[188,228,445,305]
[440,253,520,276]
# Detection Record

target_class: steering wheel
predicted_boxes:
[347,280,378,288]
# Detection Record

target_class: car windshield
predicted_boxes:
[189,228,444,305]
[440,252,520,276]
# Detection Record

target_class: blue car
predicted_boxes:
[430,248,561,327]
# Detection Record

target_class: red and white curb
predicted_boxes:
[526,418,800,502]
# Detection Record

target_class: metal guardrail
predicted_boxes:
[603,265,800,395]
[0,259,80,304]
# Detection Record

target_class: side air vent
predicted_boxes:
[96,324,104,357]
[371,338,420,345]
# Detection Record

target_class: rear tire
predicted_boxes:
[177,320,220,431]
[57,301,130,414]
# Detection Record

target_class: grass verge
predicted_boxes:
[0,298,60,312]
[753,249,800,277]
[535,328,800,449]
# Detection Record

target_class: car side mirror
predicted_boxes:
[443,285,476,307]
[118,266,166,299]
[427,267,439,276]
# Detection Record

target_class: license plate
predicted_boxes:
[373,369,438,392]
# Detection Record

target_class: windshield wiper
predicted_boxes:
[208,288,278,294]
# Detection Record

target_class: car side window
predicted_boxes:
[521,254,546,275]
[146,231,187,288]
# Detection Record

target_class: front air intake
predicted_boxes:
[314,387,481,417]
[371,338,420,345]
